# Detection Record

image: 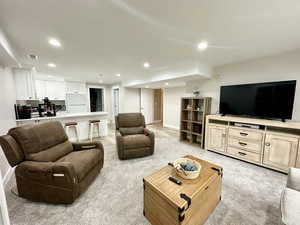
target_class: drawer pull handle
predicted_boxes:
[238,142,247,146]
[205,186,209,190]
[240,132,248,136]
[238,152,247,156]
[265,142,271,147]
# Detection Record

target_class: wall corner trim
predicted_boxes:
[3,167,14,186]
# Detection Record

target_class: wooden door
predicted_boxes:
[154,89,163,122]
[207,125,227,152]
[263,133,299,171]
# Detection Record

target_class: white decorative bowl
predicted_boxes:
[173,158,201,180]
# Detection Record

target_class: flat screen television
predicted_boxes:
[219,80,297,121]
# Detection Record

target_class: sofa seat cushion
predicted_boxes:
[123,134,151,149]
[27,141,73,162]
[119,127,144,136]
[57,149,102,181]
[281,188,300,225]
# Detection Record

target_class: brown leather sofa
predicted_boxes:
[0,121,104,204]
[115,113,155,160]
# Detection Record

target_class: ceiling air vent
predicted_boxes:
[28,54,38,60]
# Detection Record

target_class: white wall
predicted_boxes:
[108,86,141,123]
[0,66,16,183]
[162,50,300,129]
[163,87,190,130]
[192,50,300,120]
[141,88,154,124]
[121,87,141,113]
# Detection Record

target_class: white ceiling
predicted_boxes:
[1,0,300,85]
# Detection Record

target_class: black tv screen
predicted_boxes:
[219,80,297,120]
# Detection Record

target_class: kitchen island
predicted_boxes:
[16,112,109,141]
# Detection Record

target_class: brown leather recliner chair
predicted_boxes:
[115,113,155,160]
[0,121,104,204]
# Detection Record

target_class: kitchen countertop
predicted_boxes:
[16,112,109,122]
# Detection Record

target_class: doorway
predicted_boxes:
[113,88,119,116]
[89,88,104,112]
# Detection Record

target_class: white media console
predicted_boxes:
[205,115,300,173]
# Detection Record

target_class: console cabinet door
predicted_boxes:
[263,133,299,171]
[207,125,227,152]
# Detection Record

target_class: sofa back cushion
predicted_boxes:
[119,127,144,136]
[8,121,72,161]
[116,113,145,129]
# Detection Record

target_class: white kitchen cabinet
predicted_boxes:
[35,80,66,100]
[66,81,86,94]
[46,81,66,100]
[14,68,36,100]
[35,80,46,100]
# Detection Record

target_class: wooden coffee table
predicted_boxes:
[143,155,223,225]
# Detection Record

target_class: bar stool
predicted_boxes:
[89,120,101,141]
[65,122,79,142]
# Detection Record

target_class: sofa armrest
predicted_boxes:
[287,168,300,192]
[115,130,125,159]
[15,161,77,186]
[72,141,104,151]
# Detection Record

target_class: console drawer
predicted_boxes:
[229,128,263,141]
[228,137,262,153]
[227,147,261,163]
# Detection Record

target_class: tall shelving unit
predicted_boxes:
[180,97,211,148]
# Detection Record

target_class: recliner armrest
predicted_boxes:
[144,128,154,137]
[16,161,77,185]
[287,168,300,192]
[144,128,155,155]
[72,141,104,152]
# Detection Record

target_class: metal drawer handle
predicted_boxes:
[238,142,247,146]
[238,152,247,156]
[240,132,248,136]
[265,142,271,147]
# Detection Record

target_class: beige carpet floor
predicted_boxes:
[5,125,286,225]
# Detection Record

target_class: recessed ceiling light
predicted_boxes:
[47,63,56,68]
[47,75,53,78]
[145,85,149,88]
[197,41,208,51]
[98,79,103,84]
[116,74,121,77]
[165,82,169,86]
[48,38,61,47]
[143,62,150,68]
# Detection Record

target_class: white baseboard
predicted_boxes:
[163,124,179,130]
[3,167,14,186]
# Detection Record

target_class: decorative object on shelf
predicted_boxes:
[180,97,212,148]
[173,157,201,179]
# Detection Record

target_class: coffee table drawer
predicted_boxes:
[227,147,261,163]
[228,138,262,153]
[229,128,263,141]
